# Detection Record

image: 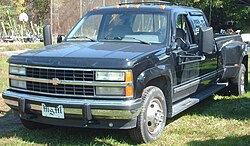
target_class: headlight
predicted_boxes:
[96,71,125,81]
[10,79,26,89]
[95,71,133,97]
[9,66,26,75]
[96,87,125,96]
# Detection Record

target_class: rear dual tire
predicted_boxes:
[229,64,248,95]
[219,64,247,96]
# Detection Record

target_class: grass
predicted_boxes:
[0,55,9,93]
[0,53,249,145]
[0,43,43,52]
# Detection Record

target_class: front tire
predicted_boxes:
[129,86,167,143]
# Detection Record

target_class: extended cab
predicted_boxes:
[2,1,249,143]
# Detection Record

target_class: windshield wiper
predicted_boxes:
[127,37,151,45]
[106,36,151,45]
[68,36,96,42]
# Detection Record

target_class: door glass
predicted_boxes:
[176,15,191,42]
[190,15,207,43]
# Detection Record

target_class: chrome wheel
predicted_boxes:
[146,98,164,135]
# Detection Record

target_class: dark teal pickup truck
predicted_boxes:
[2,1,248,143]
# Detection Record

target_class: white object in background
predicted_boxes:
[19,12,29,22]
[235,30,241,34]
[241,33,250,43]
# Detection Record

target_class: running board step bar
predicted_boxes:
[171,83,228,117]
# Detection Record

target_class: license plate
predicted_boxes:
[41,103,65,119]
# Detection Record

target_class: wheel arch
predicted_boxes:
[135,66,173,117]
[221,42,248,80]
[221,41,247,66]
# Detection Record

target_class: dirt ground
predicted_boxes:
[0,96,22,135]
[0,47,25,135]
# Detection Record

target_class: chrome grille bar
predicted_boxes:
[10,75,133,87]
[26,68,94,81]
[26,81,95,96]
[10,87,131,99]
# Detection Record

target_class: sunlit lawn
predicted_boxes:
[0,43,43,52]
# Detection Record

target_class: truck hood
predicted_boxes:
[8,42,164,68]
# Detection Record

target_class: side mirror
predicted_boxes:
[199,26,214,54]
[57,35,65,43]
[43,25,52,46]
[175,37,190,51]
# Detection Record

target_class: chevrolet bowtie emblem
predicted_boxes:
[51,78,61,86]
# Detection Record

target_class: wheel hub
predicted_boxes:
[146,98,164,135]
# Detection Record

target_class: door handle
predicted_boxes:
[200,55,206,61]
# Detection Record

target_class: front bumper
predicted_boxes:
[2,90,142,129]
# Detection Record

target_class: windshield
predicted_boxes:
[66,11,168,44]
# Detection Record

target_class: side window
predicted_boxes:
[190,15,207,43]
[177,15,187,30]
[176,14,192,43]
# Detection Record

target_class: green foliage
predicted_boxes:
[33,0,50,22]
[0,0,49,34]
[167,0,250,32]
[25,0,50,24]
[0,0,26,34]
[0,0,26,20]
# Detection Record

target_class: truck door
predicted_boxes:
[188,13,218,88]
[173,14,201,102]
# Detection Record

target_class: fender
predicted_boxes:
[221,41,248,79]
[135,64,174,117]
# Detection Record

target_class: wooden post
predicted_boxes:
[1,22,7,37]
[80,0,83,18]
[30,21,37,36]
[50,0,53,39]
[103,0,106,6]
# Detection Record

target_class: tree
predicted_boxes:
[0,0,26,35]
[0,0,50,37]
[167,0,250,32]
[24,0,50,24]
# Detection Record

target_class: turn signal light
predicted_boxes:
[134,5,140,8]
[160,5,166,9]
[126,86,133,97]
[93,6,99,10]
[124,5,130,8]
[115,5,120,8]
[125,71,133,82]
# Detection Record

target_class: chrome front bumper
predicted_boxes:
[2,90,142,120]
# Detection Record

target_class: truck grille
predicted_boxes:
[25,67,95,97]
[26,68,94,81]
[27,81,95,96]
[10,64,130,99]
